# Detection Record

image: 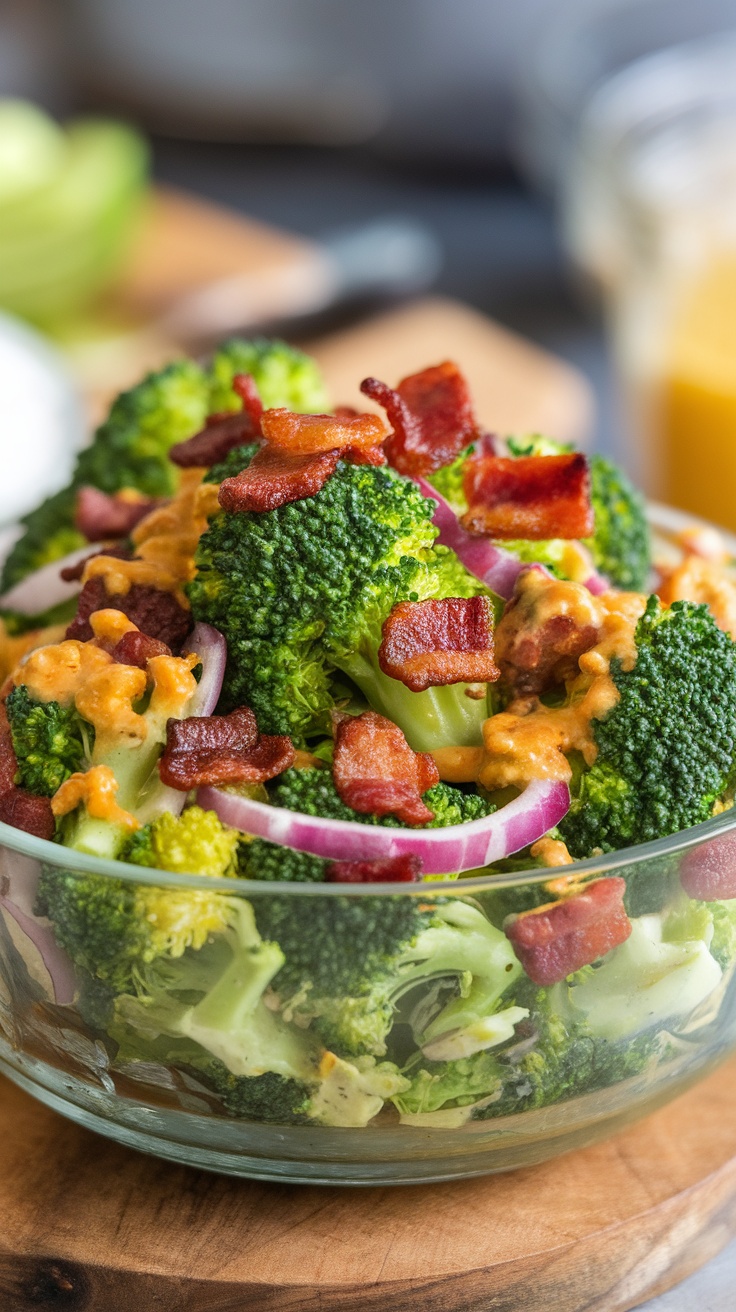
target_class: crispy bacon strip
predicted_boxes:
[361,361,477,477]
[379,596,499,692]
[218,444,340,514]
[505,877,631,986]
[111,631,172,668]
[75,488,158,542]
[462,453,594,540]
[681,834,736,901]
[495,568,601,697]
[333,710,439,826]
[66,578,191,653]
[260,408,386,458]
[233,373,264,430]
[327,854,422,884]
[0,704,55,839]
[159,706,295,789]
[169,410,259,469]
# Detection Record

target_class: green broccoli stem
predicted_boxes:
[335,647,489,752]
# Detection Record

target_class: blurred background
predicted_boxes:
[3,0,736,528]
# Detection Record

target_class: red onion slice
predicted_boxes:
[1,896,77,1005]
[198,778,570,877]
[417,478,524,600]
[184,623,227,717]
[0,544,97,615]
[0,853,76,1004]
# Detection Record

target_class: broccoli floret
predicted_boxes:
[189,460,491,749]
[200,1063,313,1123]
[429,435,651,591]
[262,898,521,1062]
[38,811,241,996]
[0,338,330,592]
[560,599,736,856]
[1,359,210,591]
[204,442,260,485]
[238,769,494,884]
[124,806,241,877]
[208,337,329,414]
[5,684,90,797]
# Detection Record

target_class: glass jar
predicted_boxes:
[564,34,736,527]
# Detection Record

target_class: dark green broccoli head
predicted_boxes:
[253,893,435,999]
[189,460,488,747]
[586,455,650,590]
[5,684,90,797]
[209,337,329,414]
[38,809,241,994]
[560,598,736,856]
[204,441,260,485]
[0,359,210,591]
[200,1061,313,1123]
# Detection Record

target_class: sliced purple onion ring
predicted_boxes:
[0,544,98,615]
[184,623,227,717]
[0,853,76,1004]
[417,478,524,600]
[198,778,570,877]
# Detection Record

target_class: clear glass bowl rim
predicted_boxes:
[1,498,731,900]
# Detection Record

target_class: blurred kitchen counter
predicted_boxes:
[151,138,616,456]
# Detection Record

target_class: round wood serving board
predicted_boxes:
[2,1060,736,1312]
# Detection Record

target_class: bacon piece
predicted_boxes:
[505,877,631,986]
[232,373,264,431]
[260,408,386,458]
[60,544,131,583]
[327,854,423,884]
[111,631,172,668]
[361,362,477,477]
[159,706,295,789]
[495,568,601,697]
[681,834,736,901]
[379,596,499,692]
[218,444,340,514]
[169,410,259,469]
[75,487,159,542]
[343,444,387,466]
[0,704,55,839]
[333,710,439,826]
[0,788,55,840]
[462,453,594,540]
[66,578,191,653]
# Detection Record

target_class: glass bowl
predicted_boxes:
[3,809,736,1185]
[2,503,736,1185]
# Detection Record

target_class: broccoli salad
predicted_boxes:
[1,341,736,1131]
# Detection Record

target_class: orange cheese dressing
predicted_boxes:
[530,837,573,867]
[51,765,139,831]
[0,620,68,687]
[433,582,646,793]
[658,554,736,638]
[83,469,221,604]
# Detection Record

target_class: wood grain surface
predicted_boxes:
[2,1056,736,1311]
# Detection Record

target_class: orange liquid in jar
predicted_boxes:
[661,259,736,529]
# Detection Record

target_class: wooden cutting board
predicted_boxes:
[2,1055,736,1311]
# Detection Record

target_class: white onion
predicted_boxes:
[198,779,570,877]
[0,544,95,615]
